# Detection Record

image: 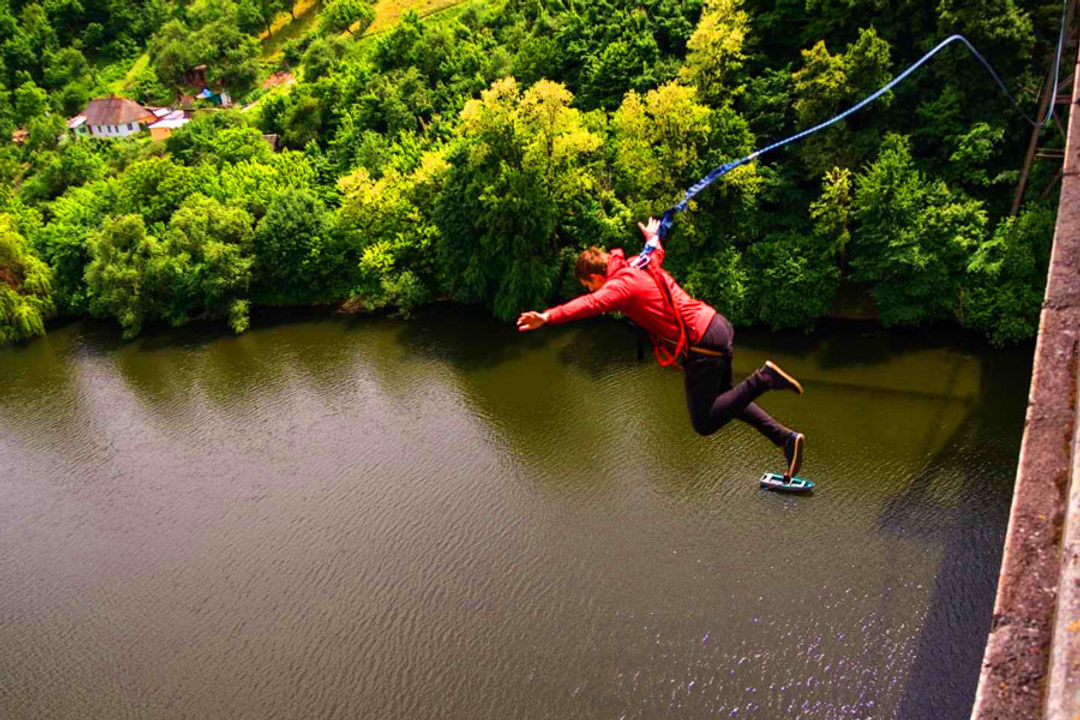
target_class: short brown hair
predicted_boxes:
[575,246,610,282]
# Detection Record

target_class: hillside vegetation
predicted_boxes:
[0,0,1063,345]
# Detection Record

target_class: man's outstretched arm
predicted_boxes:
[516,277,633,331]
[516,218,656,332]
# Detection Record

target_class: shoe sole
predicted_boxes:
[786,433,805,479]
[765,360,804,395]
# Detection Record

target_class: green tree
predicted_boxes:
[847,134,987,326]
[84,214,163,338]
[680,245,750,324]
[55,79,90,116]
[20,137,106,201]
[238,0,286,36]
[13,79,47,125]
[252,188,344,304]
[436,78,606,320]
[42,47,88,90]
[964,206,1054,345]
[31,182,112,315]
[319,0,375,36]
[211,152,320,217]
[946,122,1006,189]
[744,232,840,330]
[219,36,261,94]
[336,153,447,315]
[610,80,758,253]
[0,213,54,343]
[159,194,256,332]
[166,111,272,166]
[302,37,338,82]
[114,157,195,224]
[791,28,892,176]
[22,113,65,154]
[579,33,662,111]
[809,166,852,263]
[282,92,324,147]
[147,19,206,88]
[147,2,262,96]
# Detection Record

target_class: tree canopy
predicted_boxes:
[0,0,1065,346]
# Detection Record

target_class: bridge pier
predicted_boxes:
[970,39,1080,720]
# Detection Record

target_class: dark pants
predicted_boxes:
[683,314,791,446]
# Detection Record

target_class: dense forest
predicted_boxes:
[0,0,1065,346]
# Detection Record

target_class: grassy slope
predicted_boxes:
[260,0,469,60]
[241,0,469,111]
[364,0,467,35]
[260,0,323,60]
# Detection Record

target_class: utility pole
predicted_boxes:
[1011,0,1079,215]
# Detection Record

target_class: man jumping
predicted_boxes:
[516,218,807,480]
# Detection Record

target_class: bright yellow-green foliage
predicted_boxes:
[680,0,750,102]
[792,28,892,176]
[338,151,448,314]
[438,78,612,320]
[461,79,603,205]
[810,167,853,257]
[0,214,55,344]
[611,81,758,245]
[613,83,717,204]
[320,0,375,36]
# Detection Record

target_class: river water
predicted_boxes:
[0,308,1030,719]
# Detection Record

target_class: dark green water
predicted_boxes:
[0,308,1031,719]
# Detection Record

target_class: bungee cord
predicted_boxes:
[645,9,1073,243]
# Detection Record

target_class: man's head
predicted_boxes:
[575,246,609,292]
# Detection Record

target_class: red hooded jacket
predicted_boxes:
[544,241,717,359]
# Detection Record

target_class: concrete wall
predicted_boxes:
[970,42,1080,720]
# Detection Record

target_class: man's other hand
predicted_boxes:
[638,216,660,240]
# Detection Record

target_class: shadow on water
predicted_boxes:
[739,319,1020,374]
[60,306,340,357]
[385,304,539,371]
[554,318,651,379]
[883,347,1029,719]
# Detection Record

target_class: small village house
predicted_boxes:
[70,98,191,141]
[78,96,158,138]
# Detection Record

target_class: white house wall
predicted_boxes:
[88,122,143,138]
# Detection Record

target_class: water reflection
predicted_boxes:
[0,308,1030,720]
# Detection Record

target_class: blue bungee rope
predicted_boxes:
[635,20,1071,251]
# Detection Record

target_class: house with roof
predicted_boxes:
[78,96,158,138]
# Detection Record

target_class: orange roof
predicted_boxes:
[80,95,157,126]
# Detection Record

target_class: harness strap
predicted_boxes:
[642,261,690,370]
[654,337,728,358]
[687,345,728,358]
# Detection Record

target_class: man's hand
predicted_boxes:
[638,216,661,241]
[516,310,549,332]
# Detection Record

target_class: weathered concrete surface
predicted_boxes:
[970,44,1080,720]
[1048,415,1080,719]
